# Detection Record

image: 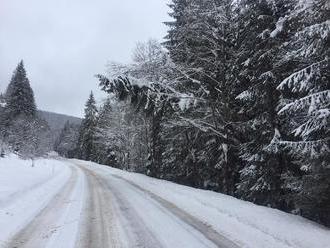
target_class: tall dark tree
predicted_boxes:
[0,93,6,151]
[271,0,330,225]
[163,0,241,194]
[233,0,293,208]
[0,61,50,157]
[76,92,98,161]
[5,61,37,118]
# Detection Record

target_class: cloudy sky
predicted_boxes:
[0,0,171,117]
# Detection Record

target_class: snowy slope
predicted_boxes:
[77,160,330,248]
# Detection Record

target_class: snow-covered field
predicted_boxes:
[0,155,329,248]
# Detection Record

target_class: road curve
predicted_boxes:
[76,162,239,248]
[5,160,239,248]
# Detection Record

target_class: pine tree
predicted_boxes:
[0,93,5,106]
[163,0,240,194]
[0,93,6,146]
[271,0,330,225]
[5,61,37,119]
[76,92,98,161]
[94,98,118,166]
[163,0,189,64]
[234,0,292,208]
[1,61,50,156]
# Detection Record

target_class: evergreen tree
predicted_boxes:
[271,0,330,225]
[164,0,240,194]
[94,98,118,166]
[0,93,5,106]
[163,0,189,64]
[1,61,50,157]
[5,61,37,118]
[0,93,6,149]
[95,0,329,227]
[76,92,98,161]
[234,0,292,208]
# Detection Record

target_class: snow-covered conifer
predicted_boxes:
[76,92,98,161]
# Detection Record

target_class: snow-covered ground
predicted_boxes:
[0,155,329,248]
[0,155,84,248]
[79,160,330,248]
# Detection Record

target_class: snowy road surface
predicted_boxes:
[0,156,329,248]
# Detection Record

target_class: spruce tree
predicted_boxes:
[271,0,330,225]
[76,92,98,161]
[163,0,240,194]
[1,61,50,156]
[5,61,37,119]
[94,98,118,166]
[0,93,6,145]
[163,0,189,64]
[234,0,292,208]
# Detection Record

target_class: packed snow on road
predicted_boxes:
[0,155,329,248]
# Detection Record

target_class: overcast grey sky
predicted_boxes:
[0,0,171,117]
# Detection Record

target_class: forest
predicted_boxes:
[0,0,329,227]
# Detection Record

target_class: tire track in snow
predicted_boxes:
[76,164,161,248]
[75,166,122,248]
[78,163,239,248]
[5,165,81,248]
[109,174,240,248]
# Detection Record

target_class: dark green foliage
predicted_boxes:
[5,61,37,119]
[1,61,51,157]
[94,0,329,226]
[270,0,330,224]
[76,92,98,161]
[233,0,290,208]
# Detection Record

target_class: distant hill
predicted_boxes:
[0,96,81,147]
[37,111,82,146]
[38,110,82,131]
[0,93,81,150]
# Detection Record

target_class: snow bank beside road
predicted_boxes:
[77,160,330,248]
[0,155,72,245]
[0,155,66,201]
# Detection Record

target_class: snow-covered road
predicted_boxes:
[76,163,237,248]
[0,156,329,248]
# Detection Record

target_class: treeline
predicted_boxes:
[67,0,329,226]
[0,61,52,158]
[69,91,150,171]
